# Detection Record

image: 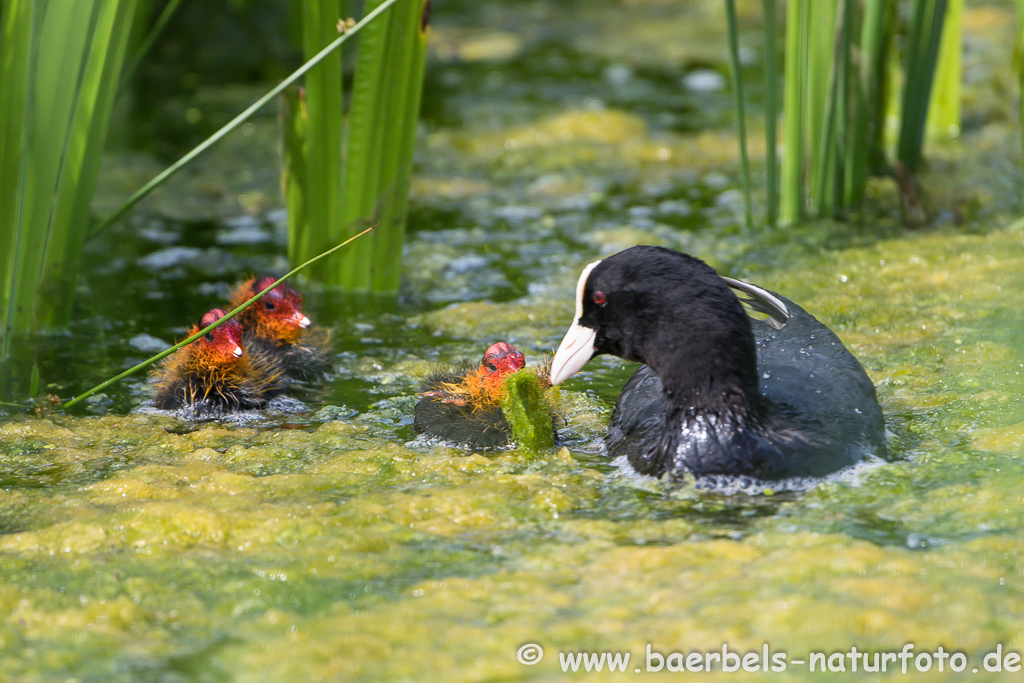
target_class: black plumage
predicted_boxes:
[550,246,886,481]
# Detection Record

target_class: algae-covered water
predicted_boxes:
[2,1,1024,681]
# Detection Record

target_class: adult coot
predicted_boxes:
[549,246,886,480]
[152,309,285,417]
[414,342,527,448]
[229,276,332,381]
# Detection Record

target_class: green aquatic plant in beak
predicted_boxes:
[500,371,556,454]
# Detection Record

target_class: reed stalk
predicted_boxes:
[845,0,890,207]
[294,0,346,283]
[925,0,961,143]
[724,0,753,231]
[286,0,431,293]
[1017,0,1024,204]
[805,0,836,216]
[281,87,309,268]
[761,0,778,228]
[0,0,138,362]
[780,0,806,223]
[771,0,952,225]
[898,0,948,171]
[369,0,431,293]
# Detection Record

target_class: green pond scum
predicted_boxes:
[500,370,557,454]
[1,0,1023,681]
[3,217,1024,682]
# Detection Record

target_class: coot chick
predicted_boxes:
[414,342,528,448]
[228,276,332,381]
[152,309,285,417]
[549,246,886,481]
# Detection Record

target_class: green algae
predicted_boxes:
[6,213,1024,679]
[7,242,1024,682]
[500,371,557,453]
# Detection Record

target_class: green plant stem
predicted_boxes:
[296,0,345,282]
[369,0,430,292]
[339,0,391,289]
[805,0,836,216]
[0,0,35,361]
[92,0,404,236]
[325,0,429,292]
[117,0,184,95]
[281,88,308,269]
[845,0,888,207]
[1017,0,1024,204]
[898,0,948,171]
[41,0,138,327]
[925,0,961,141]
[812,0,847,217]
[781,0,805,223]
[2,0,139,356]
[62,226,373,409]
[761,0,778,228]
[724,0,753,231]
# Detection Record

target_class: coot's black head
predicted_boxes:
[550,246,760,408]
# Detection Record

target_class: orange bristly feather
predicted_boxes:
[152,326,284,402]
[433,366,516,411]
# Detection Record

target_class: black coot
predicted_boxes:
[549,245,886,480]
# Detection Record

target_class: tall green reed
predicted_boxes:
[898,0,949,171]
[761,0,778,228]
[925,0,961,145]
[286,0,431,293]
[0,0,138,363]
[290,0,346,284]
[724,0,753,231]
[1017,0,1024,204]
[738,0,957,226]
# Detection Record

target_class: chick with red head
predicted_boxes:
[414,342,535,448]
[228,277,332,381]
[153,309,285,417]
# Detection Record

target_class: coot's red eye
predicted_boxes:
[592,290,606,305]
